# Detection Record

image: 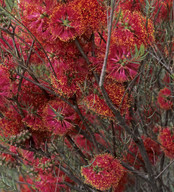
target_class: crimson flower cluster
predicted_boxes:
[0,0,173,191]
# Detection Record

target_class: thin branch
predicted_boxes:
[121,161,149,182]
[0,7,57,77]
[99,0,116,87]
[75,38,90,64]
[155,159,174,179]
[111,120,116,158]
[66,134,88,164]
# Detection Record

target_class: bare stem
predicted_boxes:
[99,0,116,87]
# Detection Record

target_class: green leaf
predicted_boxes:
[5,0,15,12]
[139,44,145,56]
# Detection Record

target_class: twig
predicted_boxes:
[155,159,174,179]
[66,134,88,164]
[121,161,149,181]
[99,0,116,87]
[0,7,57,78]
[75,38,90,64]
[111,120,116,158]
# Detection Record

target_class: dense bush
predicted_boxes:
[0,0,173,191]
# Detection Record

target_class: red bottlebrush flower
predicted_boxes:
[50,4,85,42]
[23,109,48,133]
[43,99,76,136]
[157,87,173,110]
[125,136,161,169]
[104,78,130,115]
[51,72,78,98]
[0,106,24,137]
[20,149,35,166]
[12,77,49,110]
[19,150,72,191]
[107,46,140,82]
[83,93,114,118]
[158,127,174,159]
[20,2,53,43]
[50,58,88,98]
[22,108,52,147]
[83,78,129,118]
[118,0,172,23]
[45,40,80,61]
[113,172,128,192]
[35,173,70,192]
[81,153,125,191]
[112,10,154,50]
[20,151,72,191]
[22,154,55,175]
[73,0,106,31]
[19,175,35,192]
[118,0,143,12]
[112,28,136,51]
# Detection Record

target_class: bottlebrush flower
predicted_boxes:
[43,99,76,136]
[19,176,35,192]
[0,106,24,137]
[83,93,114,118]
[73,0,106,31]
[35,173,71,192]
[112,28,136,51]
[113,172,128,192]
[107,46,140,82]
[50,4,85,42]
[20,151,72,191]
[50,58,88,98]
[158,127,174,159]
[118,0,143,12]
[112,10,154,50]
[157,87,173,110]
[81,153,125,191]
[83,79,129,118]
[118,0,172,23]
[46,40,80,61]
[23,110,48,132]
[12,77,49,110]
[105,79,130,115]
[51,72,78,98]
[20,1,53,43]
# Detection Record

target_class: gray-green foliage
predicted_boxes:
[5,0,15,12]
[0,166,18,192]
